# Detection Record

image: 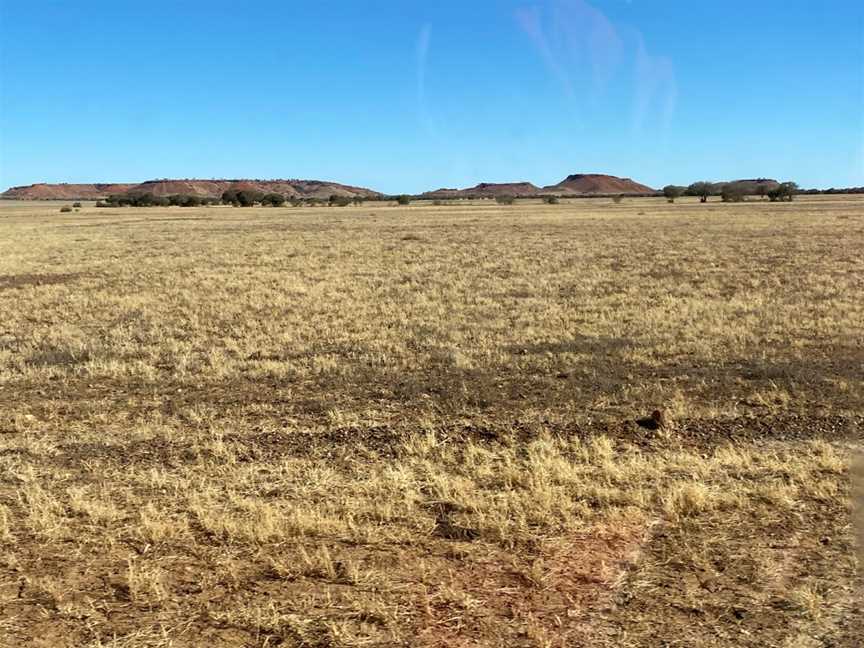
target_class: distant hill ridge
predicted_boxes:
[8,174,829,201]
[423,173,656,198]
[1,179,383,200]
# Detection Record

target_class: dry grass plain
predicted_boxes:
[0,195,861,647]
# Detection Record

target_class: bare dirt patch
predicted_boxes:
[0,273,86,291]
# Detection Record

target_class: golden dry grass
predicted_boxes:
[0,195,861,646]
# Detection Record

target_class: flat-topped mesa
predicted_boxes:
[1,182,139,200]
[543,174,656,195]
[420,174,655,199]
[422,182,540,199]
[1,179,383,200]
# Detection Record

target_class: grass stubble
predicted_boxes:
[0,195,861,646]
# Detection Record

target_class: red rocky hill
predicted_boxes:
[422,174,655,198]
[2,179,382,200]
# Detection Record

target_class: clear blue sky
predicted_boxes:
[1,0,862,193]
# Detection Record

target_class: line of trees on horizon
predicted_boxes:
[96,191,370,208]
[662,180,800,204]
[88,181,863,209]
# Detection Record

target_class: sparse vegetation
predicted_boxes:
[543,196,560,204]
[396,194,411,205]
[59,205,72,212]
[495,195,515,205]
[0,195,860,646]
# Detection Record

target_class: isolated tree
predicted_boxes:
[396,195,411,206]
[768,181,798,202]
[662,185,685,203]
[687,181,713,203]
[495,195,515,205]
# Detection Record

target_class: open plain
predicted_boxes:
[0,196,862,646]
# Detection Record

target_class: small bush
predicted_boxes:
[261,193,286,207]
[662,185,685,203]
[60,206,73,213]
[72,202,82,208]
[721,184,747,203]
[543,196,560,204]
[612,195,624,204]
[496,195,515,205]
[396,195,411,206]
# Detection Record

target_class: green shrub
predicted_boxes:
[237,190,264,206]
[396,195,411,206]
[543,196,560,204]
[687,182,712,203]
[261,193,286,207]
[768,181,798,202]
[72,202,82,208]
[495,195,515,205]
[662,185,685,203]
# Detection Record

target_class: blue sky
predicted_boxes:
[1,0,862,193]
